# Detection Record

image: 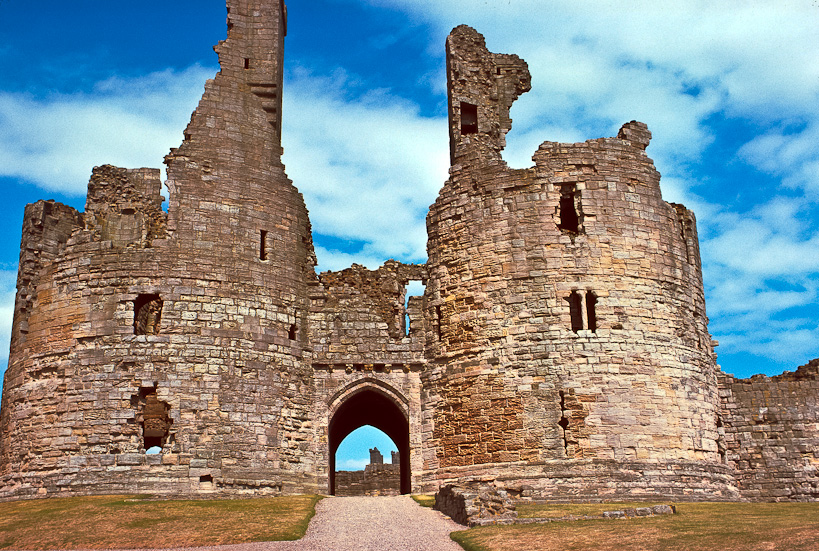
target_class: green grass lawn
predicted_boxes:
[451,502,819,551]
[412,494,435,507]
[0,494,322,550]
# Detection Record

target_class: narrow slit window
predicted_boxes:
[436,305,443,339]
[558,390,570,456]
[244,58,250,69]
[566,291,583,333]
[680,221,691,263]
[260,230,268,261]
[558,185,580,233]
[288,323,297,340]
[585,291,597,333]
[460,102,478,135]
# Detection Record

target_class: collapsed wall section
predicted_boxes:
[422,25,736,500]
[719,360,819,501]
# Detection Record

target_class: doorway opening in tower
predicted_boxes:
[328,388,410,495]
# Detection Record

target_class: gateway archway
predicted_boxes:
[328,386,410,495]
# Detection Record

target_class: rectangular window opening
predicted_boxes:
[260,230,268,261]
[558,185,580,233]
[244,58,250,70]
[566,291,583,333]
[585,291,597,333]
[403,280,426,337]
[134,294,163,335]
[460,102,478,135]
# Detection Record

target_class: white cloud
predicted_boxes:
[701,196,819,367]
[337,457,369,471]
[1,0,816,377]
[0,66,213,195]
[0,269,16,381]
[282,69,449,265]
[738,122,819,199]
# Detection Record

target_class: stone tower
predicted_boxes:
[0,0,321,497]
[423,26,737,498]
[2,3,816,503]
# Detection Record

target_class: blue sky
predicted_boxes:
[1,1,818,469]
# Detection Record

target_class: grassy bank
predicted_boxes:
[0,494,322,550]
[451,502,819,551]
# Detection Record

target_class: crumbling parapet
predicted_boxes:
[446,25,531,164]
[11,201,83,349]
[84,165,167,248]
[311,261,427,364]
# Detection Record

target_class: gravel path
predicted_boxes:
[91,496,466,551]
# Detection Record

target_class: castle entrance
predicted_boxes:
[328,387,410,495]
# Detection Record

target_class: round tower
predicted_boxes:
[422,26,738,500]
[0,0,320,498]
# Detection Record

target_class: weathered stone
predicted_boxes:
[0,0,816,504]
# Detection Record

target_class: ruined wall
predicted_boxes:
[422,26,736,500]
[0,0,322,499]
[306,261,426,493]
[4,3,816,504]
[719,360,819,501]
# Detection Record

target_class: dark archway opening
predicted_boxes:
[329,388,410,495]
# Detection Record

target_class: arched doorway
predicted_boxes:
[328,387,410,495]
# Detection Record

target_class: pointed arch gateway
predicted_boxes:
[328,381,411,495]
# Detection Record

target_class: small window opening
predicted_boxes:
[260,230,268,261]
[404,280,425,337]
[496,67,502,76]
[146,446,162,455]
[134,294,163,335]
[199,474,214,490]
[288,323,297,340]
[558,185,580,233]
[244,58,250,69]
[585,291,597,333]
[558,390,570,456]
[566,291,583,333]
[436,305,443,340]
[460,102,478,135]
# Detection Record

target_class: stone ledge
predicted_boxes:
[473,504,676,527]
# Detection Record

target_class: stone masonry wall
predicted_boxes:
[0,0,322,499]
[2,2,815,504]
[719,359,819,501]
[421,25,734,499]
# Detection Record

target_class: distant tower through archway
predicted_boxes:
[328,387,410,495]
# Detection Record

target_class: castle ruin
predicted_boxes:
[1,0,817,502]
